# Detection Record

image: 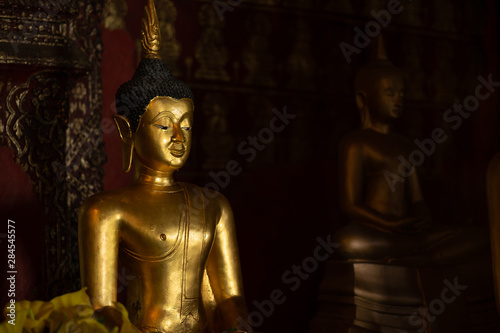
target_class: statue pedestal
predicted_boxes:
[309,259,500,332]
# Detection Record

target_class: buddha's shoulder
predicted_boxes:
[339,129,374,150]
[487,152,500,180]
[489,152,500,168]
[341,129,411,147]
[79,187,137,214]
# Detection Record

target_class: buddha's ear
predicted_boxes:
[355,91,371,128]
[355,90,366,110]
[113,114,134,173]
[113,114,133,144]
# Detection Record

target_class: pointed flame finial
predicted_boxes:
[141,0,162,59]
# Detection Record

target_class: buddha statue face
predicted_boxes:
[355,65,404,128]
[114,96,194,173]
[134,96,194,172]
[365,73,404,123]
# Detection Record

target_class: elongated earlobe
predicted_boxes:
[113,114,134,172]
[356,91,366,110]
[356,91,371,129]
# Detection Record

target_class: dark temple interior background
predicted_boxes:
[0,0,499,332]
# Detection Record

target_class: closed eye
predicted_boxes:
[155,125,170,130]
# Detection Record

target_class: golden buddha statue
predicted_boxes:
[333,39,488,265]
[78,1,248,332]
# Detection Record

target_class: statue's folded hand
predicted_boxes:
[393,216,429,234]
[413,216,432,232]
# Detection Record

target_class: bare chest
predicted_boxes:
[118,190,216,261]
[363,134,414,173]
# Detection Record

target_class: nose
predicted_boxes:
[394,92,403,108]
[171,124,185,143]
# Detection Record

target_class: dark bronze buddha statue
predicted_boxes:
[309,37,495,333]
[333,41,488,265]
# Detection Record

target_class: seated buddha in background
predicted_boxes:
[333,39,488,265]
[78,1,248,332]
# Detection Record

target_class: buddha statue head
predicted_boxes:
[354,36,404,129]
[113,0,194,174]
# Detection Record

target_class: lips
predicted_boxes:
[169,143,185,158]
[169,148,185,158]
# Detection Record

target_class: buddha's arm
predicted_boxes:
[405,162,431,229]
[78,195,120,310]
[205,195,248,329]
[339,138,414,232]
[487,153,500,312]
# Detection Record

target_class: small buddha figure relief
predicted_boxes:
[242,13,275,87]
[195,4,230,81]
[286,19,316,90]
[157,0,182,77]
[78,1,248,332]
[201,93,235,170]
[103,0,127,31]
[333,38,488,265]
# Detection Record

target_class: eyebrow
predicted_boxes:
[149,110,193,124]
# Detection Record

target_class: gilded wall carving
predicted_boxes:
[157,0,182,77]
[103,0,127,30]
[201,92,234,170]
[286,19,315,90]
[5,71,68,215]
[195,4,230,81]
[243,13,274,87]
[0,0,104,297]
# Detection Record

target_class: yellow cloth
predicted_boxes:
[0,288,139,333]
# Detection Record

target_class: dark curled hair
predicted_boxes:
[115,58,194,132]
